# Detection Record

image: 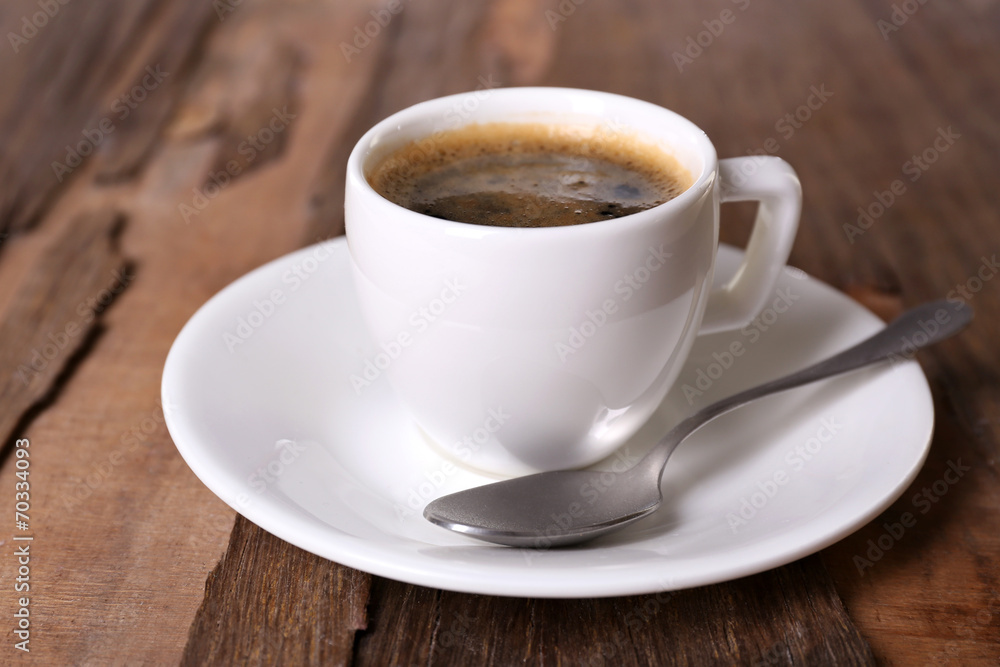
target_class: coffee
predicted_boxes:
[367,122,691,227]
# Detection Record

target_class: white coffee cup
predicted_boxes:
[346,87,800,476]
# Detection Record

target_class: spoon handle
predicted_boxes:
[642,300,972,476]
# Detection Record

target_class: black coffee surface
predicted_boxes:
[368,122,691,228]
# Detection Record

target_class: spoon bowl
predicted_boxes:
[424,466,663,547]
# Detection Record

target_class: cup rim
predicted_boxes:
[346,86,718,237]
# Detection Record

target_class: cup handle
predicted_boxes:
[699,156,802,334]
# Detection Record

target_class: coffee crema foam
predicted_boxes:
[367,122,693,228]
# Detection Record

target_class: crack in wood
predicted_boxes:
[0,0,221,234]
[181,516,372,666]
[0,210,133,465]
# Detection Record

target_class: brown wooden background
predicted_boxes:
[1,0,998,664]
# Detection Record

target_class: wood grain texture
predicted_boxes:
[181,517,371,666]
[184,526,871,666]
[0,210,127,449]
[0,0,399,655]
[0,0,217,234]
[0,0,997,664]
[354,557,873,666]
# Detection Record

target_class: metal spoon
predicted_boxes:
[423,300,972,547]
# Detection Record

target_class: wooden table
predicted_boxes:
[1,0,997,663]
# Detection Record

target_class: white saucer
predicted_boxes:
[162,238,933,598]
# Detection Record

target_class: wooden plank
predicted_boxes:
[181,517,371,666]
[0,210,127,449]
[0,0,403,662]
[0,0,996,662]
[183,534,872,665]
[771,2,1000,664]
[353,557,873,666]
[93,0,221,182]
[0,0,218,234]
